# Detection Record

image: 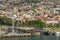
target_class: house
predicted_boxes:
[54,15,60,21]
[45,21,59,24]
[35,16,59,24]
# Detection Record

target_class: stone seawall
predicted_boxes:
[0,32,40,38]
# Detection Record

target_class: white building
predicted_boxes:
[45,21,59,24]
[54,8,60,14]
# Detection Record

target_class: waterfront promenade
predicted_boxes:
[0,27,41,38]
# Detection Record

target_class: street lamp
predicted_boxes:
[11,14,17,33]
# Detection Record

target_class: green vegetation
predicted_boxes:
[0,17,60,31]
[0,17,46,28]
[16,20,46,28]
[48,27,60,31]
[26,20,46,28]
[47,23,60,28]
[0,17,12,26]
[47,23,60,31]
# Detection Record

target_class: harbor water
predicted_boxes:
[0,34,60,40]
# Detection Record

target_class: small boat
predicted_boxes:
[43,31,50,35]
[43,31,56,36]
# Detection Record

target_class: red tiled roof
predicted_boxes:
[35,16,53,21]
[54,15,60,20]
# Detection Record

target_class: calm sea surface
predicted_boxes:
[0,35,60,40]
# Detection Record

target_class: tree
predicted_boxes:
[0,17,12,26]
[47,23,55,28]
[27,20,46,28]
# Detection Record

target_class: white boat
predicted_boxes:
[56,32,60,36]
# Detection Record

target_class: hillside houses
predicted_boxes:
[0,0,60,24]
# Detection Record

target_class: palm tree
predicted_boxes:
[0,22,2,30]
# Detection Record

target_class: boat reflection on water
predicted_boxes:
[55,32,60,36]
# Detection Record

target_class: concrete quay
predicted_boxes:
[0,32,40,38]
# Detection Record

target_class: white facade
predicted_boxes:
[54,8,60,14]
[45,21,59,24]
